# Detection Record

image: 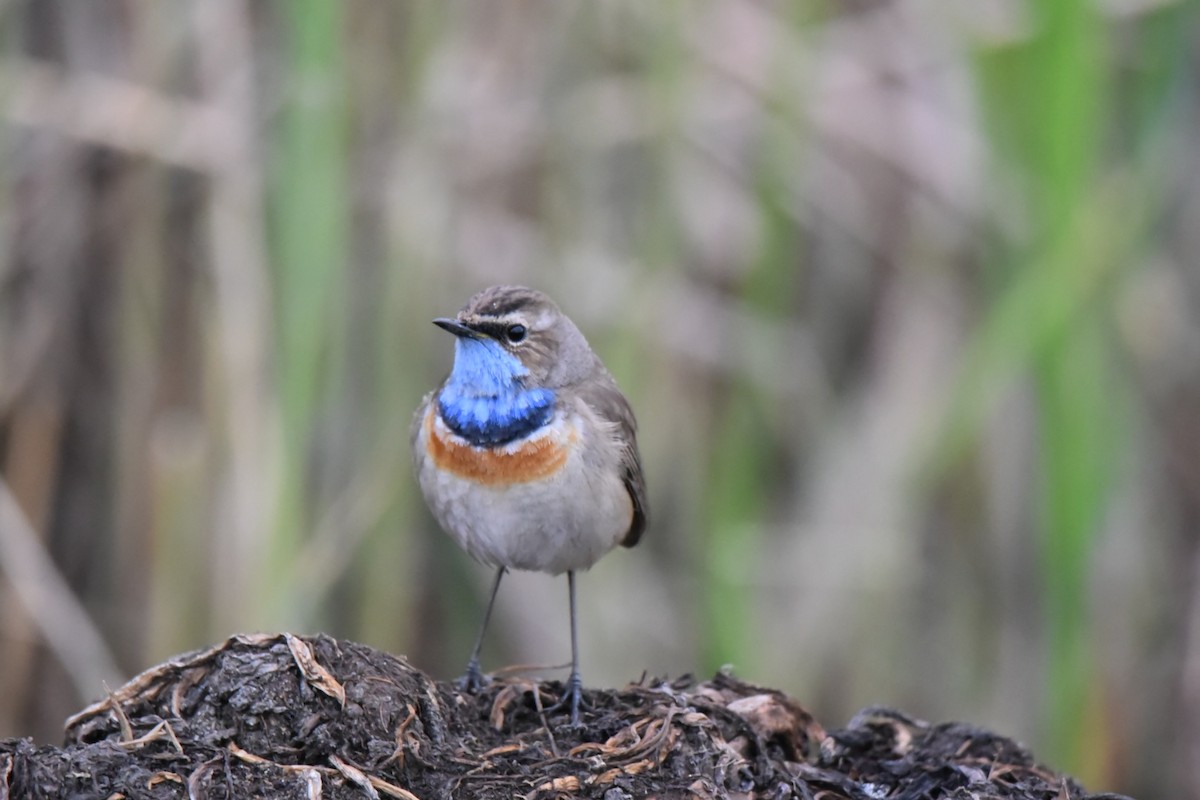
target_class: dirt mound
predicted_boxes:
[0,634,1132,799]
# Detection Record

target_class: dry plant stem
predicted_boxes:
[0,478,121,695]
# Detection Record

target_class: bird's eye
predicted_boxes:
[505,323,527,343]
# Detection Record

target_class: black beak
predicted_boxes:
[432,318,480,339]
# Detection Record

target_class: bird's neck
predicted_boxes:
[437,338,556,447]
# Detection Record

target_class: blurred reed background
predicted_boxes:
[0,1,1197,796]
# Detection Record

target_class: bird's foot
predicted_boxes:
[455,658,487,693]
[543,670,586,726]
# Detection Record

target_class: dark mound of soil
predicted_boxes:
[0,634,1133,799]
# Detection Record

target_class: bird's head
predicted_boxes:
[433,285,597,394]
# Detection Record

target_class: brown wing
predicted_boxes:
[410,391,435,455]
[577,376,647,547]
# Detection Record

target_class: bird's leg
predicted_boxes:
[458,566,505,693]
[564,569,584,724]
[545,570,585,725]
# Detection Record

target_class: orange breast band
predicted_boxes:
[426,410,574,485]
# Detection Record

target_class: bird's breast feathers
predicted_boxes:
[422,403,578,485]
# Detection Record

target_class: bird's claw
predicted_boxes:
[456,658,486,693]
[544,670,586,726]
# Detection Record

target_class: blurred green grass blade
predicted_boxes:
[974,0,1104,223]
[268,0,349,617]
[958,0,1146,779]
[923,174,1141,478]
[1036,312,1122,770]
[924,211,1127,778]
[990,3,1109,776]
[702,388,768,673]
[275,0,348,437]
[700,185,800,676]
[1026,0,1105,224]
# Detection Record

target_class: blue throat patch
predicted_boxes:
[437,337,556,447]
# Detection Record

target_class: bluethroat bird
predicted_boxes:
[412,285,647,724]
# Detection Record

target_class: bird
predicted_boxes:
[411,285,647,724]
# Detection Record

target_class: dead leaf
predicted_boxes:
[286,632,346,706]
